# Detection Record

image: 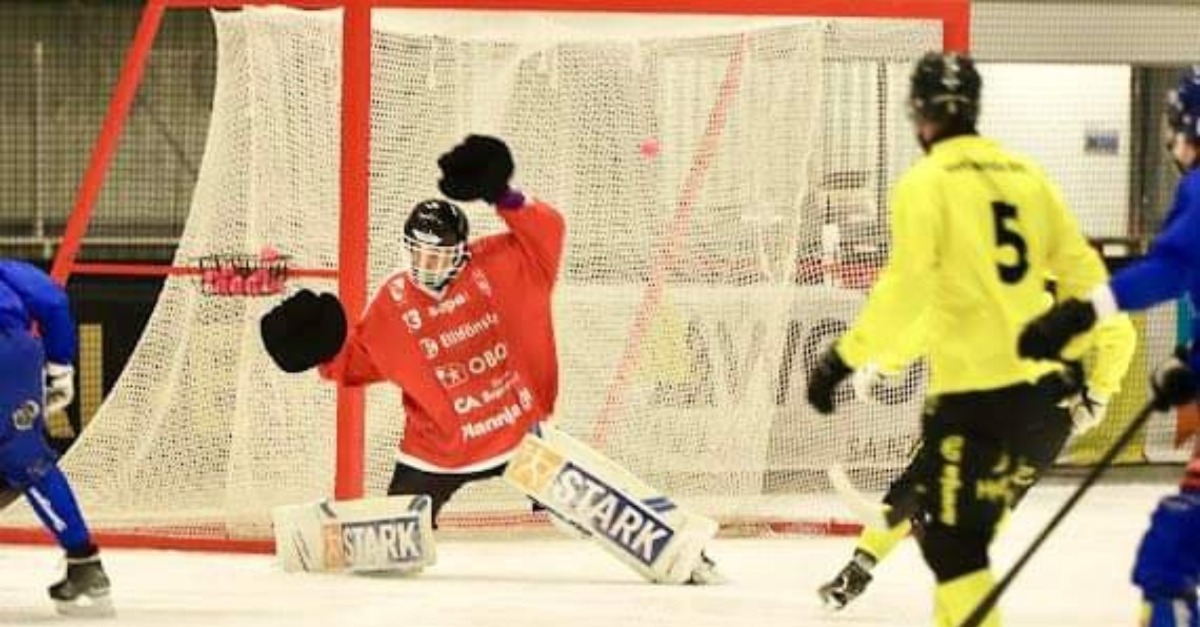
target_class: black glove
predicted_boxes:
[807,347,853,415]
[1151,346,1199,411]
[260,289,348,373]
[1038,360,1085,404]
[437,135,515,204]
[1017,298,1098,360]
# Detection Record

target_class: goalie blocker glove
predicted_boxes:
[260,289,347,373]
[1018,298,1098,360]
[437,135,523,207]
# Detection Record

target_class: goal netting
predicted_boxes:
[2,6,944,541]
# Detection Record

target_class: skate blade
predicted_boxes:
[54,593,115,618]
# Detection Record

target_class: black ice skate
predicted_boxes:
[817,558,873,610]
[49,551,114,617]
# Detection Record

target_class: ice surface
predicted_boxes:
[0,482,1167,626]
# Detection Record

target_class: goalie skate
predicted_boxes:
[49,554,114,617]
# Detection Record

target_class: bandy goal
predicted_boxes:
[0,0,969,551]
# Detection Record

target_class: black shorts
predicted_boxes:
[905,377,1067,534]
[387,463,506,527]
[882,376,1071,526]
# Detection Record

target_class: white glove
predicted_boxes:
[1067,388,1107,436]
[851,362,884,402]
[45,363,75,414]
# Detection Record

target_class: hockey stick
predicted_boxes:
[956,397,1160,627]
[827,464,891,530]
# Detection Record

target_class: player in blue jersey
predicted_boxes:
[0,260,111,615]
[1019,67,1200,627]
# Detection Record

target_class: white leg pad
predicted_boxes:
[272,495,436,574]
[506,424,720,584]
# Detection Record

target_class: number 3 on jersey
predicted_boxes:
[991,201,1029,284]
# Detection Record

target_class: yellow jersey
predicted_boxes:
[837,135,1110,395]
[870,310,1136,400]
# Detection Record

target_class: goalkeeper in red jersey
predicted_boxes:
[260,135,720,584]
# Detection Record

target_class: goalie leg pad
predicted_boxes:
[504,424,719,584]
[272,495,436,574]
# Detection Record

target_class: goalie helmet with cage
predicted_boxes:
[403,199,470,291]
[909,52,981,130]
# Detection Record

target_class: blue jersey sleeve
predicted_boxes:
[1110,174,1200,311]
[0,261,76,364]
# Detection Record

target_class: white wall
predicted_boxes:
[977,63,1131,238]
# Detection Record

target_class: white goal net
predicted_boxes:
[3,7,941,539]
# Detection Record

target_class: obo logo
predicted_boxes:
[468,342,507,375]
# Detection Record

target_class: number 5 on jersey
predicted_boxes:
[992,201,1029,284]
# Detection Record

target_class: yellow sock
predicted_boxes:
[934,569,1000,627]
[995,509,1011,536]
[856,519,913,563]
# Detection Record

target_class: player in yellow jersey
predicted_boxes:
[817,291,1136,610]
[805,52,1112,627]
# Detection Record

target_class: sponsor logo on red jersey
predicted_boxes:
[435,363,469,389]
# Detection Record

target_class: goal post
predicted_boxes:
[13,0,970,552]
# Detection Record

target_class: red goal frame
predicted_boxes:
[33,0,969,552]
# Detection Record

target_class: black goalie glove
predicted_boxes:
[260,289,347,373]
[807,347,853,415]
[1151,346,1199,411]
[437,135,515,204]
[1018,298,1098,361]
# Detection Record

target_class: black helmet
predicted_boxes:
[404,199,469,247]
[403,199,470,290]
[909,52,981,128]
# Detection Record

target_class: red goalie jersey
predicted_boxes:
[319,199,565,472]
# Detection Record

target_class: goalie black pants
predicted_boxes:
[909,378,1065,582]
[388,463,505,528]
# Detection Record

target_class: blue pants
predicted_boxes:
[0,330,56,485]
[1134,491,1200,627]
[0,330,92,553]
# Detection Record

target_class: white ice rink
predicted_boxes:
[0,482,1170,626]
